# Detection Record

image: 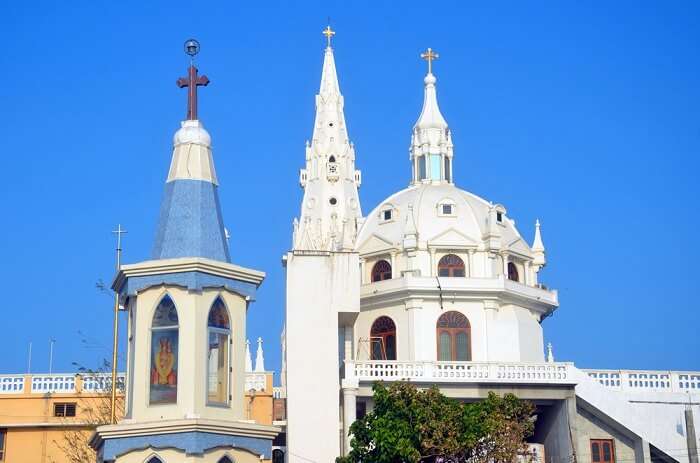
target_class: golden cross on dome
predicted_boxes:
[421,47,439,74]
[323,25,335,47]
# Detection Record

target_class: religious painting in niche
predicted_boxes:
[150,295,179,405]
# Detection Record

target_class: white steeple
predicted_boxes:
[410,48,454,185]
[532,219,546,268]
[255,337,265,372]
[294,27,362,251]
[245,339,253,372]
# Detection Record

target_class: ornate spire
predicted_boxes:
[410,48,453,185]
[245,339,253,372]
[293,28,362,251]
[532,219,546,268]
[255,337,266,372]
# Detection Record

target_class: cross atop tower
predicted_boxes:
[322,25,335,48]
[176,39,210,120]
[421,47,439,74]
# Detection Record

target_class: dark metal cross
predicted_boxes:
[177,65,210,120]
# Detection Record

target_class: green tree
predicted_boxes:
[337,382,535,463]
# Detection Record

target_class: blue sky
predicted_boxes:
[1,1,699,378]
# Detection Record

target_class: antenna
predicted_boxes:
[48,339,56,374]
[27,341,32,374]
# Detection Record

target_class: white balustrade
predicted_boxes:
[346,361,575,384]
[245,372,267,392]
[273,386,286,399]
[81,373,126,393]
[31,374,76,393]
[585,369,700,393]
[0,375,25,394]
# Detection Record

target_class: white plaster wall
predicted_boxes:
[127,285,247,423]
[286,252,359,463]
[574,368,692,463]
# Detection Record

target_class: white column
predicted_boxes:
[429,248,437,276]
[501,252,509,277]
[390,252,397,278]
[342,385,358,456]
[344,326,353,362]
[467,249,475,277]
[524,261,531,286]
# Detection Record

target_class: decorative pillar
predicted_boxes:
[467,249,475,277]
[501,252,509,277]
[390,252,397,278]
[429,248,437,276]
[524,261,531,286]
[341,383,359,456]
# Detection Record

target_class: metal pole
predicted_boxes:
[27,342,32,374]
[48,339,55,374]
[110,225,126,424]
[687,397,699,463]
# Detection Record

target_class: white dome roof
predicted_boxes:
[356,183,531,256]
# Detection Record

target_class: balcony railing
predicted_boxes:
[583,369,700,393]
[245,372,267,392]
[345,360,575,385]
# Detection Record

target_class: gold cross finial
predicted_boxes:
[421,47,439,74]
[323,25,335,47]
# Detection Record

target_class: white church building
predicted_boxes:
[283,29,700,463]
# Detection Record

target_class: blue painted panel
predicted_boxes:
[120,271,258,300]
[102,430,273,461]
[152,179,231,262]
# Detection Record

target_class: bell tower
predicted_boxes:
[284,27,362,462]
[91,40,279,463]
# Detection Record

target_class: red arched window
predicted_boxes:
[438,254,465,277]
[370,316,396,360]
[507,262,519,282]
[436,311,471,361]
[371,260,392,282]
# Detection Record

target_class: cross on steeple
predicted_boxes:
[176,42,210,120]
[421,47,439,74]
[322,25,335,48]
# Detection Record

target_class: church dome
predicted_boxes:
[356,182,528,257]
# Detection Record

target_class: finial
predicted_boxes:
[546,342,554,363]
[421,47,439,75]
[255,337,265,372]
[322,25,335,48]
[177,38,210,121]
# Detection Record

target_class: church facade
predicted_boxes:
[283,29,700,463]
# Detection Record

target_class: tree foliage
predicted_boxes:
[337,382,535,463]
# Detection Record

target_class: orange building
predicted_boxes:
[0,371,276,463]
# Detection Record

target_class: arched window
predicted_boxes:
[329,155,336,163]
[371,260,392,282]
[146,457,164,463]
[436,311,471,361]
[150,295,178,405]
[438,254,465,277]
[370,316,397,360]
[218,457,233,463]
[207,297,231,405]
[507,262,519,282]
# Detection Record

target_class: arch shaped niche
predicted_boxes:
[150,295,179,405]
[207,296,231,405]
[145,455,164,463]
[436,311,471,361]
[370,316,397,360]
